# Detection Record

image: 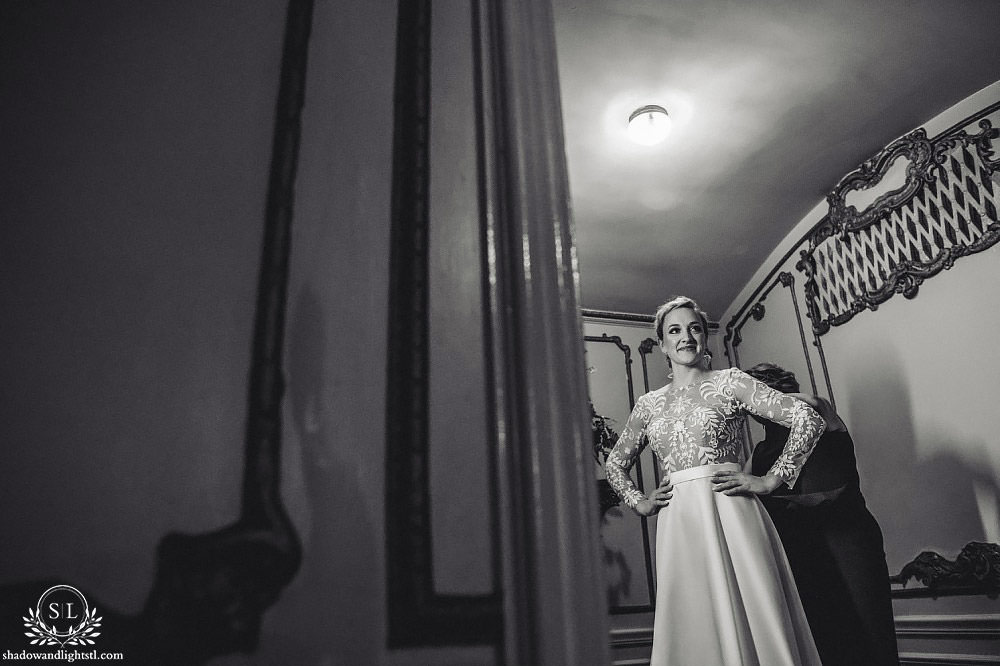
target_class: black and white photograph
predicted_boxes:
[2,1,1000,664]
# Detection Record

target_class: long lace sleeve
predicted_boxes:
[727,368,825,488]
[603,395,652,509]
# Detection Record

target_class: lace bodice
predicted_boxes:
[604,367,825,509]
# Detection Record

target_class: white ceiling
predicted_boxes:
[554,0,1000,318]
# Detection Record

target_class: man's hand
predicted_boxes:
[710,470,781,496]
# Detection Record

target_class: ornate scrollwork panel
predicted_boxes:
[827,129,935,235]
[891,541,1000,599]
[799,111,1000,335]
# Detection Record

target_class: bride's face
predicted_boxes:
[659,307,706,369]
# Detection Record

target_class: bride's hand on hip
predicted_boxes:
[710,471,781,496]
[634,476,673,516]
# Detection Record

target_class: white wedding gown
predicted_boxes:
[605,368,824,666]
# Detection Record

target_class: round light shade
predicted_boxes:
[627,105,671,145]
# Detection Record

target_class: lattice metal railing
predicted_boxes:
[797,110,1000,335]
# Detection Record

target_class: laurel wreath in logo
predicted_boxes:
[23,606,102,647]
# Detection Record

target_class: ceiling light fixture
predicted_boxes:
[627,104,671,146]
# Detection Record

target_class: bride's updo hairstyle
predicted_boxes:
[653,296,710,343]
[745,362,800,394]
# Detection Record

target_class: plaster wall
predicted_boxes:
[0,1,497,664]
[720,80,1000,659]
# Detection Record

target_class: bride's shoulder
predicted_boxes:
[645,385,672,399]
[706,367,753,390]
[710,367,743,381]
[642,385,677,406]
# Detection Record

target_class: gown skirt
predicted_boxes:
[650,463,822,666]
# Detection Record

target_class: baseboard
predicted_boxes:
[615,652,999,666]
[899,653,1000,665]
[896,615,1000,665]
[610,626,653,650]
[610,615,1000,665]
[895,614,1000,640]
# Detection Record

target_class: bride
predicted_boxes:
[604,295,824,666]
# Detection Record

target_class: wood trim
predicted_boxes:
[724,272,782,366]
[605,615,1000,665]
[610,627,654,650]
[606,648,1000,666]
[583,308,720,331]
[585,335,636,411]
[586,335,655,615]
[583,309,655,324]
[723,271,822,396]
[813,329,837,411]
[474,0,610,662]
[895,614,1000,640]
[899,653,1000,665]
[637,337,658,392]
[779,272,819,396]
[637,337,661,488]
[896,615,1000,666]
[384,0,501,648]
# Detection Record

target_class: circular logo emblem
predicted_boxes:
[36,585,90,636]
[23,584,102,648]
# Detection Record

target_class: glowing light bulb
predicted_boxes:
[627,105,671,146]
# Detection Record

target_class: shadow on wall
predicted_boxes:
[843,343,992,573]
[0,468,301,664]
[238,285,380,666]
[0,289,382,666]
[600,507,634,607]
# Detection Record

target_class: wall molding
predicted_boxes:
[636,336,669,489]
[583,308,655,324]
[383,0,501,648]
[611,652,1000,666]
[387,0,615,658]
[582,309,722,333]
[0,2,315,660]
[725,100,1000,345]
[586,334,656,615]
[723,271,823,389]
[798,112,1000,337]
[616,653,1000,664]
[637,337,658,394]
[471,0,612,662]
[895,614,1000,640]
[891,541,1000,600]
[722,270,838,408]
[899,653,1000,665]
[611,626,653,650]
[609,628,652,666]
[586,334,636,410]
[126,1,315,660]
[827,122,1000,236]
[606,615,1000,665]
